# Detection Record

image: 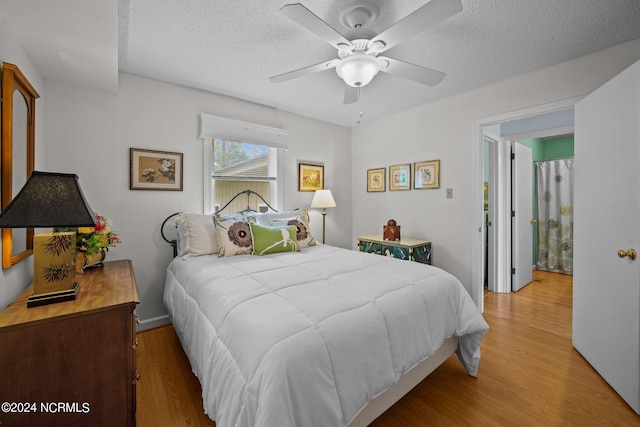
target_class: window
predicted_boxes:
[199,113,288,215]
[211,139,277,213]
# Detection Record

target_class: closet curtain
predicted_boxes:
[536,159,574,274]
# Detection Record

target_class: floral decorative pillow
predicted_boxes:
[213,214,256,257]
[250,223,300,255]
[257,207,317,248]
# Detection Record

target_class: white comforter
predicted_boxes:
[164,244,488,427]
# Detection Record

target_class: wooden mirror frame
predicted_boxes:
[1,62,39,268]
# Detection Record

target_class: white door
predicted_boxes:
[573,60,640,414]
[512,142,533,291]
[486,134,512,293]
[486,137,497,292]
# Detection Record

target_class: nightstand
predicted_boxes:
[0,259,139,427]
[357,235,432,264]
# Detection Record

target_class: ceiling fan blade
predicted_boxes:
[369,0,462,53]
[378,56,446,86]
[270,59,340,83]
[343,85,360,104]
[280,3,353,50]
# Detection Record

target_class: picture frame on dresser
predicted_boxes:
[367,167,386,192]
[414,159,440,189]
[130,148,183,191]
[389,163,411,191]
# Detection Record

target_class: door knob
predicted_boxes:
[617,248,637,260]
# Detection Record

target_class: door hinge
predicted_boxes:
[511,152,515,160]
[511,210,515,217]
[511,268,516,275]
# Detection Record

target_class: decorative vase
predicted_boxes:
[76,248,106,273]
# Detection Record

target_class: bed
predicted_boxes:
[162,191,488,427]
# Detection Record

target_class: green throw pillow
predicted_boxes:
[250,223,300,255]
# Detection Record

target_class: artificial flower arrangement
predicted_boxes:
[76,213,121,256]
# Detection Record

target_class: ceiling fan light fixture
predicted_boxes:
[336,55,380,87]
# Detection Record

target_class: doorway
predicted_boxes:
[471,97,581,311]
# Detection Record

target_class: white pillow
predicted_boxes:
[176,213,218,258]
[254,207,308,226]
[175,217,188,257]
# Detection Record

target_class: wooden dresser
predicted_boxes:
[0,259,139,427]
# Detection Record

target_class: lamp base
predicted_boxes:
[27,282,79,308]
[321,209,327,244]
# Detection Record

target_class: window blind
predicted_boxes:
[213,140,275,180]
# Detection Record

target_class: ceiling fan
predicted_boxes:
[270,0,463,104]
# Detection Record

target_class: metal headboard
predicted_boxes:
[161,189,278,258]
[161,212,181,258]
[217,189,277,214]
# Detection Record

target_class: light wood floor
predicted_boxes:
[135,271,640,426]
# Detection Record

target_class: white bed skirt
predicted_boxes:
[348,335,458,426]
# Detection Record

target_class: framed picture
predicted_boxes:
[389,164,411,191]
[298,163,324,192]
[130,148,183,191]
[414,160,440,189]
[367,168,386,192]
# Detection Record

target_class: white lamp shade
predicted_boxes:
[336,55,380,88]
[310,189,336,208]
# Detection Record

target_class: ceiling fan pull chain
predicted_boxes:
[356,88,364,124]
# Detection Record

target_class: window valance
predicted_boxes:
[199,113,289,150]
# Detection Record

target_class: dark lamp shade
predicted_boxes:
[0,171,98,228]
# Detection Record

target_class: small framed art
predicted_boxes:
[298,163,324,192]
[413,160,440,189]
[389,164,411,191]
[130,148,183,191]
[367,168,386,192]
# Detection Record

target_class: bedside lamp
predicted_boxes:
[0,171,97,307]
[310,189,336,244]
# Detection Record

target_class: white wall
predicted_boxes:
[277,111,352,247]
[44,72,351,327]
[0,17,45,310]
[351,38,640,294]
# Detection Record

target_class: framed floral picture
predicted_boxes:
[367,168,386,192]
[414,160,440,189]
[298,163,324,192]
[389,164,411,191]
[130,148,183,191]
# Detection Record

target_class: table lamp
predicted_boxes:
[310,189,336,244]
[0,171,97,307]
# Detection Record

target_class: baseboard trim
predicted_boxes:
[137,314,170,331]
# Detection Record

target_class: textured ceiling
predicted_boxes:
[0,0,118,93]
[2,0,640,127]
